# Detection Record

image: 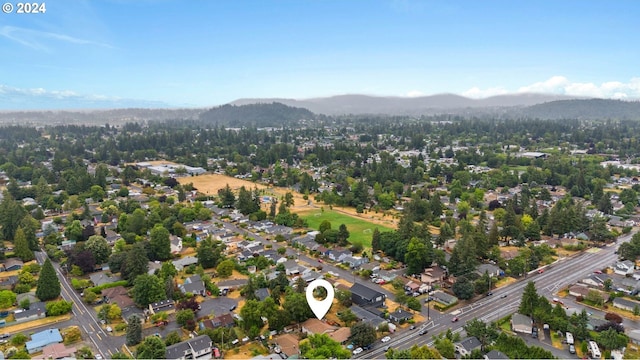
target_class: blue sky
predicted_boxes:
[1,0,639,109]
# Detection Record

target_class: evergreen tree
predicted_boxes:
[0,193,26,241]
[519,281,540,316]
[126,314,143,345]
[36,258,61,301]
[122,243,149,284]
[149,224,171,261]
[14,227,35,262]
[371,228,381,252]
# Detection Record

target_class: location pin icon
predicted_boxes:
[306,279,335,320]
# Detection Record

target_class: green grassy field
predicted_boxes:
[301,209,394,248]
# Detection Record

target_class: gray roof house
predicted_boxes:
[165,334,213,360]
[476,263,502,277]
[511,313,533,334]
[14,301,46,323]
[431,291,458,306]
[455,336,482,356]
[388,309,413,323]
[172,256,199,271]
[180,274,206,296]
[342,255,369,269]
[149,299,175,315]
[484,350,509,359]
[350,283,386,308]
[89,272,120,287]
[614,260,635,276]
[256,288,270,301]
[613,297,640,312]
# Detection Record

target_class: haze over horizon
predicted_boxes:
[1,0,639,110]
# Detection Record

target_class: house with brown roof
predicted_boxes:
[35,343,77,360]
[101,286,135,309]
[203,313,235,329]
[273,333,300,357]
[328,327,351,344]
[421,266,446,285]
[301,318,336,336]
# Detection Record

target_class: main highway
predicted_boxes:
[361,231,634,359]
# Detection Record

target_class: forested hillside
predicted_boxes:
[518,99,640,120]
[198,102,316,127]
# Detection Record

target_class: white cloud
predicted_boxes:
[0,26,112,51]
[0,84,169,110]
[405,90,425,98]
[462,76,640,99]
[462,86,509,98]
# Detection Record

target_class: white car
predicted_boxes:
[95,354,103,360]
[352,347,363,355]
[381,336,391,343]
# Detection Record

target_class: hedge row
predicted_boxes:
[87,280,129,294]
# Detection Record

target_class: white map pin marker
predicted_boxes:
[306,278,335,320]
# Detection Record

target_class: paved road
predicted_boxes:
[35,251,124,357]
[360,232,635,359]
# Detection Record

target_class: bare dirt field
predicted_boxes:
[179,174,400,229]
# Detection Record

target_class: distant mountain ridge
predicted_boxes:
[231,93,583,115]
[1,94,639,125]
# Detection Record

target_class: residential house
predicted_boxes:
[170,235,183,254]
[149,300,175,315]
[455,337,482,357]
[569,285,610,302]
[350,283,386,308]
[614,260,635,276]
[328,249,352,262]
[284,260,310,276]
[26,329,63,354]
[483,350,509,359]
[377,270,398,282]
[180,274,206,296]
[14,301,47,323]
[218,278,248,292]
[511,313,533,334]
[350,305,387,329]
[0,275,18,290]
[342,255,369,269]
[431,291,458,306]
[580,274,609,288]
[36,343,77,360]
[273,333,300,358]
[172,256,199,271]
[612,297,640,312]
[328,327,351,344]
[476,264,502,278]
[101,286,136,310]
[301,318,336,335]
[89,272,120,287]
[421,266,447,286]
[256,288,270,302]
[203,313,235,329]
[165,335,213,360]
[361,261,380,274]
[388,309,413,323]
[2,258,24,272]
